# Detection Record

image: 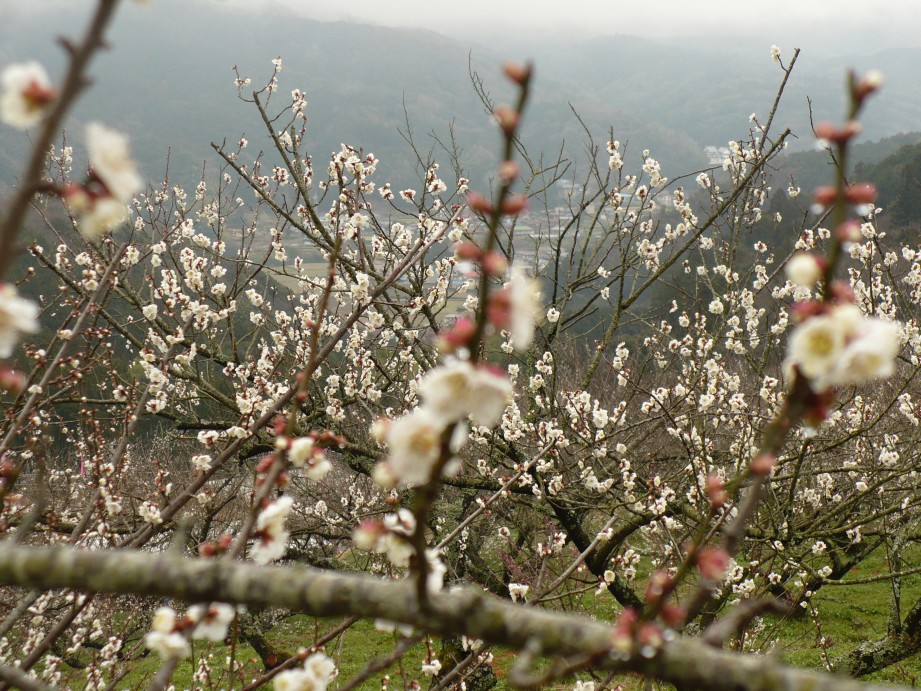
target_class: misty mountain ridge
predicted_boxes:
[1,1,920,198]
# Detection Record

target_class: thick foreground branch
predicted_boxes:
[0,544,907,691]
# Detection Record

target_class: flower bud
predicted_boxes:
[372,461,398,489]
[637,623,664,651]
[812,186,838,207]
[437,316,477,352]
[493,105,520,135]
[659,603,686,628]
[845,183,877,205]
[454,242,483,262]
[0,367,26,394]
[501,195,528,216]
[814,120,862,145]
[696,546,730,580]
[502,61,531,85]
[750,453,776,476]
[482,251,508,277]
[498,160,520,184]
[785,253,824,288]
[830,281,856,303]
[644,571,672,602]
[706,473,728,509]
[854,70,884,100]
[466,192,493,215]
[835,220,863,243]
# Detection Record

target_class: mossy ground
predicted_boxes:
[50,548,921,689]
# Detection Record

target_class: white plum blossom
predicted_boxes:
[787,304,902,391]
[833,317,901,386]
[417,360,512,428]
[288,436,332,480]
[787,314,847,385]
[188,603,236,642]
[144,630,190,660]
[381,408,463,486]
[144,606,190,660]
[508,583,529,602]
[86,122,143,202]
[288,436,316,466]
[64,124,142,239]
[191,454,211,471]
[274,652,335,691]
[251,495,293,564]
[0,284,40,358]
[786,253,822,287]
[508,265,542,352]
[0,61,54,129]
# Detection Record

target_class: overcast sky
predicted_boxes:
[6,0,921,54]
[221,0,921,52]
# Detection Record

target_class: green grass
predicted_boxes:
[49,549,921,689]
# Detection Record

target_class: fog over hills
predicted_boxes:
[1,1,920,195]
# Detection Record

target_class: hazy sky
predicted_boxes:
[226,0,921,51]
[6,0,920,54]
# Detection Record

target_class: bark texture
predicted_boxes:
[0,544,909,691]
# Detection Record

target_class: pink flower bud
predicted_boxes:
[637,623,664,650]
[706,473,728,508]
[493,105,520,135]
[454,242,483,262]
[437,317,477,352]
[486,290,512,330]
[502,61,531,85]
[812,186,838,206]
[814,120,862,144]
[830,281,856,303]
[845,183,877,205]
[835,220,863,243]
[466,192,493,214]
[501,195,528,216]
[482,251,509,277]
[659,603,686,628]
[644,571,672,602]
[750,453,776,476]
[353,520,383,550]
[697,546,730,580]
[498,160,520,184]
[854,70,884,100]
[790,300,826,323]
[0,367,26,394]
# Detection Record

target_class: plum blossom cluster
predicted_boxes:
[273,652,336,691]
[2,59,142,238]
[0,284,40,359]
[63,122,143,238]
[144,603,237,660]
[373,359,513,487]
[783,72,901,398]
[0,61,55,129]
[354,509,447,593]
[786,302,901,393]
[251,495,294,564]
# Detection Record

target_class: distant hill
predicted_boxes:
[2,2,920,199]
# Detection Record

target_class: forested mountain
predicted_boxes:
[2,1,921,196]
